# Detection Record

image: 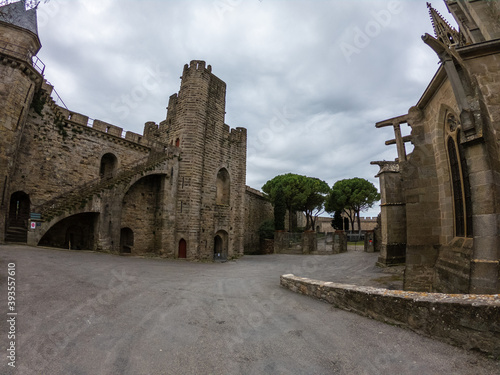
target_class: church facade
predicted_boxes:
[373,0,500,294]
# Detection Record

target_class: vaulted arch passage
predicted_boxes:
[38,213,98,250]
[121,174,165,254]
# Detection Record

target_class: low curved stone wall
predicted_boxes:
[280,274,500,358]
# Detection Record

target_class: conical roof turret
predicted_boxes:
[0,1,38,35]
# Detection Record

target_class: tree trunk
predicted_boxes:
[345,209,355,235]
[356,209,361,233]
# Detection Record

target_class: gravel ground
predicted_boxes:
[0,244,498,375]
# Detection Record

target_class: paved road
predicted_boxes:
[0,245,498,375]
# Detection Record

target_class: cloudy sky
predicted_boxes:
[31,0,454,217]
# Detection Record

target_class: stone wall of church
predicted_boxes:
[403,47,500,293]
[403,78,464,292]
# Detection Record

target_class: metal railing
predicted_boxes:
[46,83,68,109]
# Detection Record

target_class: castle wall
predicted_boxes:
[8,97,152,211]
[2,5,250,260]
[0,20,42,242]
[244,186,274,254]
[315,216,378,233]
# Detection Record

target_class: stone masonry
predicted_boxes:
[372,1,500,294]
[0,2,272,260]
[281,274,500,358]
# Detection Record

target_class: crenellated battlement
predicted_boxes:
[180,60,226,93]
[41,81,169,151]
[229,126,247,143]
[182,60,212,76]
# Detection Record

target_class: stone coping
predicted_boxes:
[281,274,500,358]
[281,274,499,305]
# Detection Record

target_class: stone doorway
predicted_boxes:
[178,238,187,258]
[120,227,134,254]
[6,191,30,242]
[66,225,84,250]
[214,230,228,261]
[100,153,117,179]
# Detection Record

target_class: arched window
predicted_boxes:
[446,114,472,237]
[175,138,180,147]
[216,168,230,205]
[100,153,117,179]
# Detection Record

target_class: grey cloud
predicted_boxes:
[35,0,451,217]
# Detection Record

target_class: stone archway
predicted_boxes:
[6,191,30,242]
[38,213,98,250]
[100,153,118,179]
[178,238,187,258]
[120,227,134,254]
[214,230,228,261]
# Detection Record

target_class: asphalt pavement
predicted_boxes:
[0,244,498,375]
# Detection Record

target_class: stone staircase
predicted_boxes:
[35,152,173,222]
[5,226,27,243]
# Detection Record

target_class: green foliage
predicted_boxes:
[331,210,344,230]
[258,220,275,240]
[30,89,46,116]
[262,173,330,231]
[274,189,286,230]
[326,177,380,232]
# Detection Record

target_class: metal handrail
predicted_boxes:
[31,55,45,74]
[50,86,68,109]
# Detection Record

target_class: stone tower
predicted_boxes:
[0,1,44,242]
[158,60,247,260]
